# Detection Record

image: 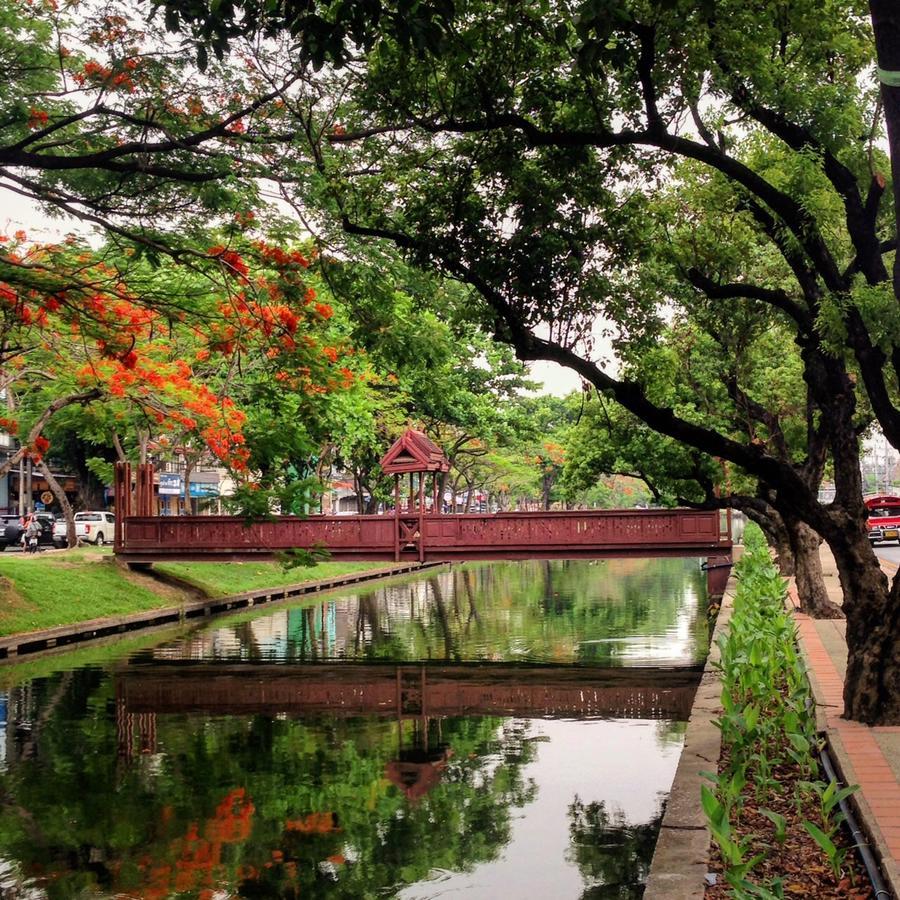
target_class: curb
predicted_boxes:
[643,587,732,898]
[0,562,446,662]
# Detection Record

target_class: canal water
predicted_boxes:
[0,557,709,899]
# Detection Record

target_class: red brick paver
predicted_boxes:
[790,584,900,880]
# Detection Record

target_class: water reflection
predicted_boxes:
[0,559,707,898]
[142,557,708,668]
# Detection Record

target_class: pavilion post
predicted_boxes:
[394,475,401,562]
[418,473,425,561]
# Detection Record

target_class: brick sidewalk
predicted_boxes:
[789,550,900,896]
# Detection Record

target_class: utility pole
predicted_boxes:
[25,457,32,514]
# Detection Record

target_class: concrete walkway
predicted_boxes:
[789,548,900,896]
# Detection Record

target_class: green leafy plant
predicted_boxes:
[802,820,849,880]
[701,522,859,892]
[759,809,788,846]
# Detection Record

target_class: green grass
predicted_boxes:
[0,547,400,637]
[0,548,173,636]
[154,559,397,597]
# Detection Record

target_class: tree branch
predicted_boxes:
[686,267,812,329]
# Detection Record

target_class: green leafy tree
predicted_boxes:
[220,1,898,722]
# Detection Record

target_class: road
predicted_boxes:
[876,544,900,567]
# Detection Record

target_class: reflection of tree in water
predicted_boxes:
[184,558,707,668]
[654,719,687,748]
[0,669,540,899]
[566,796,664,899]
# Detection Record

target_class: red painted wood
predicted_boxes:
[117,508,731,562]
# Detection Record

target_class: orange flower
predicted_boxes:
[27,108,48,129]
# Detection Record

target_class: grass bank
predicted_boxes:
[153,559,390,597]
[0,547,396,637]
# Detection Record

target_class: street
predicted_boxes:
[876,544,900,567]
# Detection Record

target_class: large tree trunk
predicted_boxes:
[784,516,843,619]
[869,1,900,301]
[825,519,900,724]
[38,459,76,548]
[353,470,366,514]
[541,474,552,511]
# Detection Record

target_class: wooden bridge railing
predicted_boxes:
[116,507,731,563]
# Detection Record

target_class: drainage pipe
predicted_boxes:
[819,745,891,899]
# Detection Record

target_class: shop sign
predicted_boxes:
[159,473,183,495]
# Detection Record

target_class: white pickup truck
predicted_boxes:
[52,511,116,547]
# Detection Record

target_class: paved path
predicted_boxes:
[790,547,900,895]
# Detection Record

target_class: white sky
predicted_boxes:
[528,360,583,396]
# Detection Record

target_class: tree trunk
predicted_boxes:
[450,476,461,513]
[38,459,77,548]
[183,459,194,515]
[785,516,843,619]
[111,431,127,463]
[869,1,900,300]
[744,505,794,577]
[437,469,450,509]
[825,519,900,724]
[353,471,366,514]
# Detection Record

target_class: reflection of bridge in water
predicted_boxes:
[115,662,700,722]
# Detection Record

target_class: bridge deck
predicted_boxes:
[116,508,731,563]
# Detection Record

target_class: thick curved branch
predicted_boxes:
[0,82,295,178]
[715,64,885,284]
[843,235,895,281]
[332,107,844,292]
[724,374,790,460]
[340,216,819,518]
[686,267,812,330]
[0,388,102,480]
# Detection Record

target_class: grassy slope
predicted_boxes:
[154,560,395,597]
[0,547,396,637]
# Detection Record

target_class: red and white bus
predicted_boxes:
[865,495,900,545]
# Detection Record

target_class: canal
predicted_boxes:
[0,557,710,899]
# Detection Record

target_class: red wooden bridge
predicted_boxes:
[113,431,732,586]
[116,508,730,563]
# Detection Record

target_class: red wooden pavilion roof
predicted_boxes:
[380,428,450,474]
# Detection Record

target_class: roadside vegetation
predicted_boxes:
[0,549,394,636]
[704,524,868,898]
